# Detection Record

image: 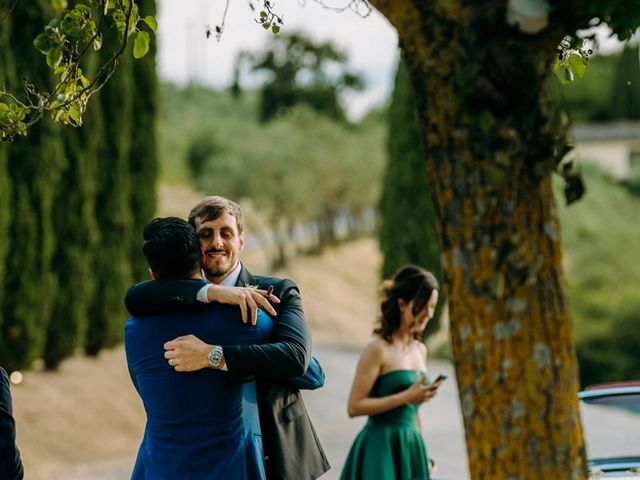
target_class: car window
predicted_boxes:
[581,392,640,460]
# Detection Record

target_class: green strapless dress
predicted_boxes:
[340,370,430,480]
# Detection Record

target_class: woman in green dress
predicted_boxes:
[341,265,442,480]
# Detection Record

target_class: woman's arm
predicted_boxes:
[347,341,435,418]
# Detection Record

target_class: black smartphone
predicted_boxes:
[433,374,447,384]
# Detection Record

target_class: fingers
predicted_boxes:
[239,289,278,323]
[415,373,428,387]
[239,300,248,324]
[247,295,258,326]
[164,334,195,350]
[164,350,182,371]
[255,289,281,304]
[250,290,278,316]
[268,293,281,304]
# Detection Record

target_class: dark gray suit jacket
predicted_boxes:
[124,267,330,480]
[0,368,23,480]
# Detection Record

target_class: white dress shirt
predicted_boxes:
[195,262,243,303]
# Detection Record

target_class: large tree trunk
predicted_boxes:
[371,2,587,479]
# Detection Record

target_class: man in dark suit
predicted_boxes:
[125,196,329,480]
[0,367,24,480]
[126,217,279,479]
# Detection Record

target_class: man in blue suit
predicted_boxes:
[125,217,275,479]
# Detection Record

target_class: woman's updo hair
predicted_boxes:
[374,264,439,342]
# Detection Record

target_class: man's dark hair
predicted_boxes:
[142,217,201,279]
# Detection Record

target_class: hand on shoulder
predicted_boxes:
[206,284,280,324]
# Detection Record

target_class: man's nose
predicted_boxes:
[211,232,224,248]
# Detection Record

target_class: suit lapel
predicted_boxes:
[236,265,256,288]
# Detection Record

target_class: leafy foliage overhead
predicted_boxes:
[0,0,156,140]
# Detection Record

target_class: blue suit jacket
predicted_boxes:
[125,302,273,480]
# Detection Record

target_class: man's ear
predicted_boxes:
[149,268,160,280]
[239,232,245,252]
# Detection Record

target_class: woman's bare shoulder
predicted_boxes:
[360,336,390,360]
[414,339,427,351]
[412,339,428,357]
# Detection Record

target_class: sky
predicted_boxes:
[156,0,400,120]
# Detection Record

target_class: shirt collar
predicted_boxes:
[219,262,242,287]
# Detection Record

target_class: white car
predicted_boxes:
[580,381,640,479]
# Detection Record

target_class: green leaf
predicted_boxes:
[271,24,280,34]
[567,53,587,78]
[46,48,63,69]
[54,109,66,123]
[68,26,83,38]
[33,33,51,54]
[68,104,81,124]
[563,67,575,83]
[79,73,90,88]
[260,10,267,18]
[143,15,158,32]
[563,169,586,205]
[132,30,150,59]
[553,63,574,84]
[93,35,102,51]
[74,3,92,14]
[51,0,68,11]
[45,18,59,31]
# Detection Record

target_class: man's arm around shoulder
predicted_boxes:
[124,279,206,316]
[224,277,312,381]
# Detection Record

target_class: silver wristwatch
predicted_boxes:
[208,345,224,369]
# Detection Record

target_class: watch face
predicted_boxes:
[208,347,223,368]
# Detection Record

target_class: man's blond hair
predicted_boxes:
[187,196,244,234]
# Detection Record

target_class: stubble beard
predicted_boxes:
[202,258,237,284]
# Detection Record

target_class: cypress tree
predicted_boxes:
[85,21,134,355]
[44,76,101,368]
[377,58,444,335]
[129,0,158,283]
[611,45,640,120]
[0,1,65,371]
